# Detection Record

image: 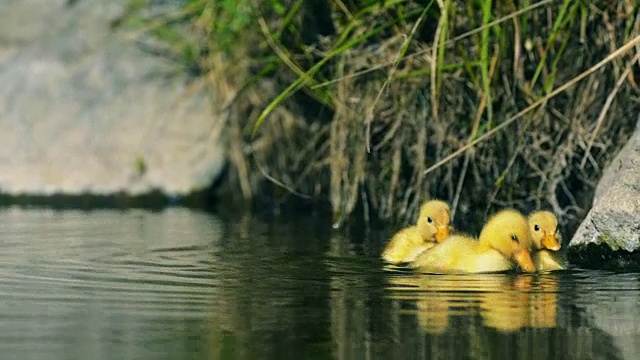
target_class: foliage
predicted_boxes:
[118,0,640,235]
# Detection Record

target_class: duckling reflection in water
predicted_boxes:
[481,274,560,331]
[479,276,531,332]
[528,210,566,271]
[381,200,451,264]
[385,272,560,334]
[385,274,452,334]
[527,274,560,328]
[410,209,536,273]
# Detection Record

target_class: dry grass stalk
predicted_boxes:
[123,0,640,235]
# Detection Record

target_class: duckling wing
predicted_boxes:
[403,243,435,263]
[411,237,515,273]
[382,226,427,264]
[409,236,472,272]
[458,250,514,273]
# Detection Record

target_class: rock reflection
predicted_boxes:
[385,272,559,334]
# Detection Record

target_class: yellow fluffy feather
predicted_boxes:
[410,209,535,273]
[381,200,451,264]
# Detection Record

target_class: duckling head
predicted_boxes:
[479,209,535,273]
[416,200,451,243]
[528,211,561,251]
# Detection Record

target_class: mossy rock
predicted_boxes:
[567,243,640,271]
[568,120,640,270]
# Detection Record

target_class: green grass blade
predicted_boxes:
[530,0,574,89]
[480,0,493,127]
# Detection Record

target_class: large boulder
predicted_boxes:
[0,0,225,197]
[568,117,640,268]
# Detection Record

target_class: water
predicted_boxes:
[0,207,637,359]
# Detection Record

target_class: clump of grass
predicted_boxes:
[118,0,640,236]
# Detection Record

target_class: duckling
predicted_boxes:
[410,209,536,273]
[528,210,565,271]
[381,200,451,264]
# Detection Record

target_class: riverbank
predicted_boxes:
[0,1,637,248]
[119,1,639,234]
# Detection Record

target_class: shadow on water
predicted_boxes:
[0,208,635,359]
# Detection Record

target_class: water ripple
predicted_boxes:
[0,208,637,360]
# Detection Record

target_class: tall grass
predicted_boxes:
[118,0,640,234]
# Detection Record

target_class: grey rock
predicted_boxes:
[0,0,225,197]
[569,117,640,257]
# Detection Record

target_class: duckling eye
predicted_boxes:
[534,225,540,231]
[427,217,433,224]
[511,234,519,243]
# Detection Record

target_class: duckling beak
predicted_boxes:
[514,249,536,273]
[435,226,450,242]
[542,233,561,251]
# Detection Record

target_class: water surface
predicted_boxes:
[0,207,637,359]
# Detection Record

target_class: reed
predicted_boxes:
[117,0,640,234]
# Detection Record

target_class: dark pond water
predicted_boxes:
[0,207,638,359]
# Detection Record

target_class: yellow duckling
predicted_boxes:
[381,200,451,264]
[528,210,565,271]
[410,209,536,273]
